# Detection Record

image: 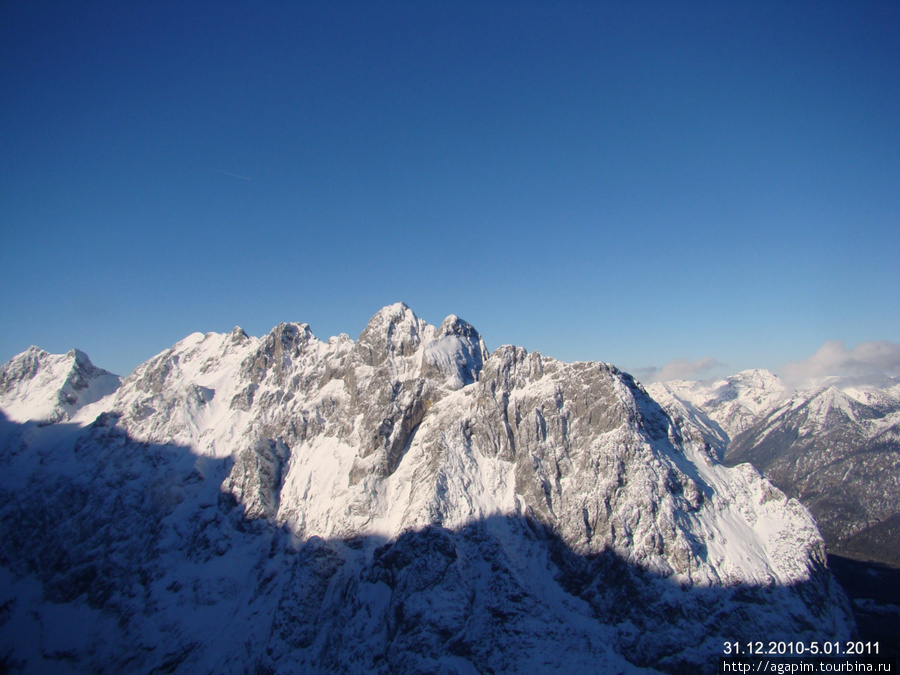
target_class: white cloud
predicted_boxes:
[781,340,900,390]
[633,357,726,384]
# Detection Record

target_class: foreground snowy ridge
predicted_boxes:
[0,304,852,673]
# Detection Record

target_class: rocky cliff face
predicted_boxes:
[0,305,852,673]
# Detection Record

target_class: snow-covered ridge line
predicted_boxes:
[0,303,854,672]
[646,369,788,443]
[1,304,835,582]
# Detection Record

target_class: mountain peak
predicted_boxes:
[0,346,120,423]
[424,314,487,388]
[0,307,855,671]
[729,368,779,384]
[356,303,428,366]
[437,313,475,338]
[229,326,249,342]
[366,302,414,327]
[648,368,787,442]
[68,347,93,368]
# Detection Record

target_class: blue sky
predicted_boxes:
[2,2,898,382]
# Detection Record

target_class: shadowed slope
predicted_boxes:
[0,306,855,673]
[0,408,851,674]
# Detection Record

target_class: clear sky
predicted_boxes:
[2,2,898,382]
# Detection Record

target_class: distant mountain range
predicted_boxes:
[648,370,900,567]
[0,305,856,673]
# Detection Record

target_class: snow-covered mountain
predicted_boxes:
[648,370,900,568]
[0,305,852,673]
[0,346,120,424]
[726,382,900,567]
[647,370,787,458]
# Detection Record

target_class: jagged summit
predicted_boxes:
[229,325,249,341]
[0,344,121,423]
[362,302,418,336]
[356,302,428,364]
[0,306,853,672]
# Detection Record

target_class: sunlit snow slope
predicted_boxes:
[0,304,852,674]
[649,369,900,567]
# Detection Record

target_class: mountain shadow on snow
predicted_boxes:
[0,409,853,675]
[0,305,860,673]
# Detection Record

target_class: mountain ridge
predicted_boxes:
[0,305,854,673]
[648,369,900,569]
